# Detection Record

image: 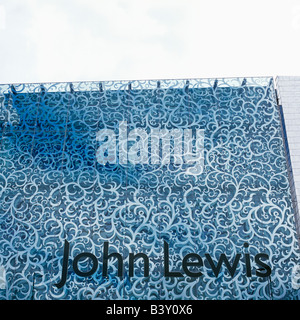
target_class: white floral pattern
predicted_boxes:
[0,77,299,300]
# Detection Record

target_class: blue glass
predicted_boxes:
[0,77,299,300]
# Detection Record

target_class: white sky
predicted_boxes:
[0,0,300,84]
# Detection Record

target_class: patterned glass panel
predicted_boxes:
[0,77,299,300]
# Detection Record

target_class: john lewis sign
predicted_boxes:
[55,240,271,288]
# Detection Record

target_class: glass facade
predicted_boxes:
[0,77,299,300]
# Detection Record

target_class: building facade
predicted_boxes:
[276,76,300,245]
[0,76,299,300]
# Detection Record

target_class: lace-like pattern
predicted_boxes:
[0,77,299,299]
